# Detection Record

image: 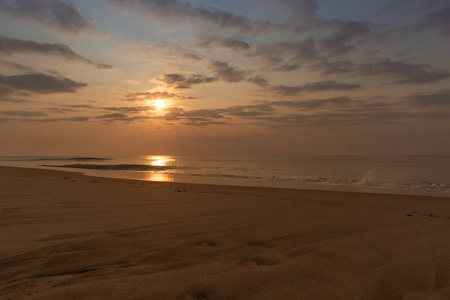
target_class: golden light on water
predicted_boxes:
[145,155,174,167]
[142,155,175,182]
[144,173,174,182]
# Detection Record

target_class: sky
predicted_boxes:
[0,0,449,156]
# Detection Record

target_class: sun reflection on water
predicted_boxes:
[145,155,175,167]
[144,173,174,182]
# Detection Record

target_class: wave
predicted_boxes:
[43,163,176,171]
[14,157,111,162]
[41,164,450,194]
[165,172,450,193]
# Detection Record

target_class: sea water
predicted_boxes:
[1,155,449,196]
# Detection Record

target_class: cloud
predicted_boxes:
[36,116,90,122]
[415,6,450,36]
[163,107,223,121]
[0,116,90,122]
[0,96,31,103]
[96,113,128,119]
[154,62,266,89]
[0,59,35,73]
[196,35,250,51]
[138,42,203,62]
[1,110,46,117]
[162,104,274,125]
[44,107,79,113]
[265,0,318,21]
[0,73,87,95]
[156,73,217,89]
[94,112,150,122]
[59,104,95,109]
[217,104,274,117]
[0,35,115,70]
[107,0,284,35]
[253,39,317,64]
[124,91,195,101]
[0,0,99,35]
[160,107,228,126]
[247,76,269,87]
[258,111,450,127]
[271,96,353,109]
[270,81,361,96]
[103,106,151,114]
[208,60,247,82]
[249,39,319,71]
[310,58,450,84]
[405,90,450,106]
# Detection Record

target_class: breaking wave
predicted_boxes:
[43,163,178,171]
[15,157,111,162]
[162,172,450,193]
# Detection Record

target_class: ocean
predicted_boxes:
[1,155,449,196]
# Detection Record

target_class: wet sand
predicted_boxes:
[1,166,450,299]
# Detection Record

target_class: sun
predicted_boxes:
[155,99,166,110]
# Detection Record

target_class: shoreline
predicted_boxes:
[1,165,450,299]
[1,163,448,198]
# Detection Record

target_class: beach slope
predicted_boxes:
[1,166,450,299]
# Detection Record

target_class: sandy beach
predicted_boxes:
[1,166,450,299]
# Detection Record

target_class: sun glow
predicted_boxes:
[155,99,166,110]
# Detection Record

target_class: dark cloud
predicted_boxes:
[124,91,195,101]
[383,0,448,12]
[310,58,450,84]
[162,104,274,125]
[35,116,90,122]
[0,116,90,122]
[94,112,151,122]
[416,6,450,36]
[0,35,115,70]
[163,107,223,121]
[107,0,284,34]
[197,35,250,51]
[44,107,78,113]
[103,106,151,114]
[247,76,269,87]
[156,74,217,89]
[0,59,35,73]
[161,107,228,126]
[0,97,31,103]
[142,42,204,62]
[272,96,353,109]
[316,36,356,56]
[208,60,247,82]
[217,104,274,117]
[258,111,450,127]
[270,81,361,96]
[0,0,98,35]
[405,90,450,106]
[181,119,227,126]
[59,104,95,109]
[96,113,128,119]
[1,110,46,117]
[269,0,318,20]
[0,73,87,95]
[250,39,319,70]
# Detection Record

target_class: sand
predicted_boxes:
[0,166,450,299]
